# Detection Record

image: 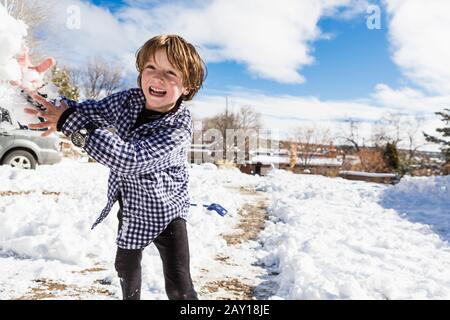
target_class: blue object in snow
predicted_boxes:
[190,203,228,216]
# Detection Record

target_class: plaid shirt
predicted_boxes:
[60,88,192,249]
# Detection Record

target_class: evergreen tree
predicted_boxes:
[51,66,80,101]
[383,142,400,172]
[423,109,450,163]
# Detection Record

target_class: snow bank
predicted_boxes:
[380,175,450,242]
[258,170,450,299]
[382,175,450,209]
[0,160,115,265]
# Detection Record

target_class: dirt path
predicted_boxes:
[6,187,276,300]
[16,267,114,300]
[196,186,276,300]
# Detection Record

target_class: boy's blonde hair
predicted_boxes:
[135,34,206,101]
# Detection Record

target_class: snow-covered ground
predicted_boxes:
[0,158,449,300]
[0,159,263,299]
[258,170,450,299]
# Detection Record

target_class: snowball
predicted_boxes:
[0,86,40,125]
[0,58,21,81]
[38,82,59,100]
[21,68,43,89]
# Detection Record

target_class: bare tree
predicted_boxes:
[235,106,261,162]
[75,58,124,100]
[203,109,238,160]
[383,113,403,145]
[403,114,426,164]
[292,125,332,168]
[338,118,362,152]
[371,112,403,147]
[202,105,262,162]
[237,106,261,131]
[203,111,238,142]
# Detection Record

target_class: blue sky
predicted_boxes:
[88,0,404,100]
[204,15,405,100]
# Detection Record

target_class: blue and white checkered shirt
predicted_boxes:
[59,88,192,249]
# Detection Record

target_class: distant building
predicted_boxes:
[189,143,214,164]
[187,138,447,177]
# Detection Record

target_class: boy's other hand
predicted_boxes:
[25,93,68,137]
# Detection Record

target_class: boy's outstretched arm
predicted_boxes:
[82,125,192,175]
[26,89,131,131]
[13,49,127,128]
[60,90,130,129]
[27,94,192,175]
[62,109,192,175]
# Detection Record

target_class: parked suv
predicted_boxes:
[0,106,62,169]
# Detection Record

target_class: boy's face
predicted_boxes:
[141,48,189,112]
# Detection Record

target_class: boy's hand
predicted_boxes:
[9,47,63,137]
[25,93,69,137]
[10,46,55,92]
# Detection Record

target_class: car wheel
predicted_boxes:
[2,150,37,169]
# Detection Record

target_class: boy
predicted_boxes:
[23,34,206,300]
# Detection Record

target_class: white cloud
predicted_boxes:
[356,0,450,151]
[323,0,371,19]
[188,87,444,152]
[160,0,324,83]
[193,91,381,121]
[39,0,365,84]
[384,0,450,95]
[373,84,450,113]
[38,0,135,73]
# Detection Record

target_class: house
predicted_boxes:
[187,138,363,176]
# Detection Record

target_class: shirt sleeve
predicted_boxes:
[82,120,191,176]
[60,89,131,129]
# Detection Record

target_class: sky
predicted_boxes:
[18,0,450,151]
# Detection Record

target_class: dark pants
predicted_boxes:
[114,196,198,300]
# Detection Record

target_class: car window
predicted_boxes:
[20,95,48,131]
[17,116,47,131]
[0,106,46,131]
[0,107,12,125]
